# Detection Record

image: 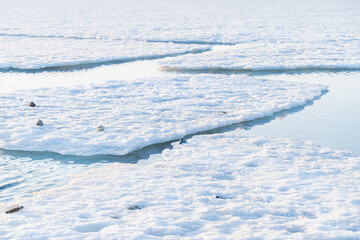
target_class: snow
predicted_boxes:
[1,0,359,45]
[159,41,360,71]
[0,75,326,156]
[0,36,209,70]
[1,132,359,239]
[1,0,359,71]
[0,0,359,238]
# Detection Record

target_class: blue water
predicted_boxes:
[0,129,172,202]
[249,72,360,153]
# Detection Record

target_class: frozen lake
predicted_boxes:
[0,60,359,203]
[1,0,360,238]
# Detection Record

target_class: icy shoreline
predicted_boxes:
[1,132,359,239]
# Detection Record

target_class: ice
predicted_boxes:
[1,0,359,45]
[0,36,209,70]
[0,0,358,238]
[0,75,326,156]
[159,41,360,71]
[1,0,360,71]
[1,133,359,239]
[0,0,264,43]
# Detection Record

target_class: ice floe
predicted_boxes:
[2,0,360,73]
[0,36,210,70]
[159,41,360,72]
[1,133,359,239]
[0,75,326,155]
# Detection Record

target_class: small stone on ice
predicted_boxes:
[36,119,43,126]
[97,125,104,132]
[179,137,186,144]
[127,205,141,210]
[28,102,36,107]
[5,205,24,214]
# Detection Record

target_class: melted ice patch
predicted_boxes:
[0,75,326,155]
[1,134,359,239]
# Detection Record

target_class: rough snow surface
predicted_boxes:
[0,75,326,155]
[1,0,359,45]
[159,41,360,71]
[1,133,359,239]
[2,0,360,71]
[0,36,209,70]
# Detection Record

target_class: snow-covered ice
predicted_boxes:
[159,41,360,71]
[1,0,359,238]
[2,0,360,71]
[0,75,326,155]
[1,132,359,239]
[1,0,359,45]
[0,36,209,70]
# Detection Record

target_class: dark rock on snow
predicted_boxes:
[127,205,141,210]
[36,119,43,126]
[97,125,105,132]
[5,205,24,214]
[28,102,36,107]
